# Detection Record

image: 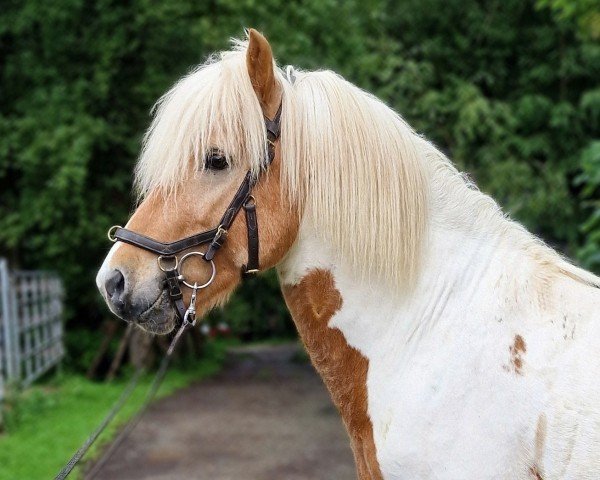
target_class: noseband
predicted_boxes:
[107,105,282,324]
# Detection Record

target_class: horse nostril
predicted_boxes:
[105,269,125,305]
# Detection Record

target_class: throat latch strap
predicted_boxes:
[242,196,259,276]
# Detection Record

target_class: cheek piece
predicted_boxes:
[107,104,282,323]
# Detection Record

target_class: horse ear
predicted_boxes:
[246,28,280,119]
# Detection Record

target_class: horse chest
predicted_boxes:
[365,347,530,479]
[328,291,548,479]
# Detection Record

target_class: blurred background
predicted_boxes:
[0,0,598,478]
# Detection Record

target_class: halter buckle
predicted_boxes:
[215,225,228,241]
[205,225,228,261]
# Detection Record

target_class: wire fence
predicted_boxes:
[0,258,64,400]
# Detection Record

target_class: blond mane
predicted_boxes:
[277,68,429,288]
[135,44,270,196]
[135,40,430,289]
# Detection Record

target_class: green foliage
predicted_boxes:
[366,0,599,253]
[0,0,598,363]
[207,270,294,340]
[63,327,118,373]
[576,141,600,270]
[537,0,600,39]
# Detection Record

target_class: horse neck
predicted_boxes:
[276,188,555,475]
[278,194,546,353]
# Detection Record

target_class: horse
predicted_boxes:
[96,29,600,479]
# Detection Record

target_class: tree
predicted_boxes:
[370,0,599,256]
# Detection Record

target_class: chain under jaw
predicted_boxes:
[157,251,216,322]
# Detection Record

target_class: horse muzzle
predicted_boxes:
[96,266,177,333]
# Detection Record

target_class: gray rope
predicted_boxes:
[54,322,191,480]
[85,348,174,479]
[53,367,144,480]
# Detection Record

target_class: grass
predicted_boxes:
[0,340,229,480]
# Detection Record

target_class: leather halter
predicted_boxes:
[107,104,282,321]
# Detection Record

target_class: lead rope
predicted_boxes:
[84,325,187,480]
[58,254,211,478]
[54,313,196,480]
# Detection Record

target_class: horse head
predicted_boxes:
[96,30,299,334]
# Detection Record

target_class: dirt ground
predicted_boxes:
[88,343,356,480]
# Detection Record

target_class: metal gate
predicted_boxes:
[0,258,64,399]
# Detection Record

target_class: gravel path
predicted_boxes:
[88,343,356,480]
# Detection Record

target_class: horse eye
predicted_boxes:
[205,151,229,171]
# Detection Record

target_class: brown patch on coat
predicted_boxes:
[281,269,383,480]
[508,334,527,375]
[529,413,547,479]
[529,466,543,480]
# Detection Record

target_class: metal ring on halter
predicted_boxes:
[179,251,217,289]
[157,255,178,272]
[243,195,256,208]
[107,225,121,242]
